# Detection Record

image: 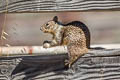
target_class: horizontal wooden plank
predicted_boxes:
[70,56,120,80]
[0,45,120,57]
[0,49,120,79]
[0,0,120,13]
[84,49,120,57]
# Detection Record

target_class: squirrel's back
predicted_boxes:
[64,21,90,48]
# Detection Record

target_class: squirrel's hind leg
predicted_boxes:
[65,44,88,68]
[64,55,78,68]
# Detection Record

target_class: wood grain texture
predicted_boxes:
[0,49,120,80]
[0,0,120,13]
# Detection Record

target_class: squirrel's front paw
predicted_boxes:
[43,43,51,48]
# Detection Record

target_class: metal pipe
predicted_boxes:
[0,46,68,56]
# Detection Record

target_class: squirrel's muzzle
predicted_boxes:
[40,26,46,33]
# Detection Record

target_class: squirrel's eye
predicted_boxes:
[45,23,49,29]
[46,23,49,26]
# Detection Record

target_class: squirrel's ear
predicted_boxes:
[53,16,58,22]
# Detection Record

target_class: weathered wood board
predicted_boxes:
[0,49,120,80]
[0,0,120,80]
[0,0,120,13]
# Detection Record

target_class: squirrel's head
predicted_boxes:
[40,16,59,33]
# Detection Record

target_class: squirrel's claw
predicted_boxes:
[64,59,72,68]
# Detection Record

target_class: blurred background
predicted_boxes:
[0,11,120,46]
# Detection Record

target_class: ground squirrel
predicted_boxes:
[40,16,90,67]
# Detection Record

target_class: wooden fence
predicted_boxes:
[0,0,120,13]
[0,0,120,80]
